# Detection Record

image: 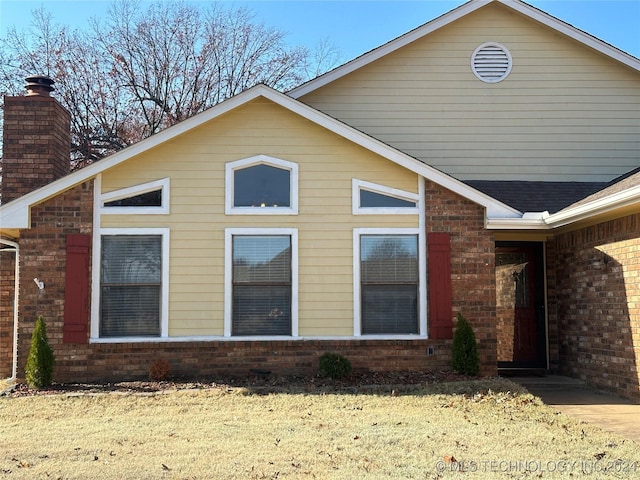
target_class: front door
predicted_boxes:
[496,242,546,368]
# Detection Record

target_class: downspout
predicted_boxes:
[0,238,19,382]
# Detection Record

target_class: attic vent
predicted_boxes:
[471,42,512,83]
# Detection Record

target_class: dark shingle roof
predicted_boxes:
[464,180,608,214]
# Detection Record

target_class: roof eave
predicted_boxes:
[289,0,640,99]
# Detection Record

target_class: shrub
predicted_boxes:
[318,352,352,379]
[451,313,480,376]
[149,359,171,381]
[25,316,55,389]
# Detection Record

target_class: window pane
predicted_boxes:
[233,285,291,335]
[234,164,290,207]
[100,285,161,337]
[232,235,292,336]
[361,235,418,283]
[233,236,291,283]
[360,234,419,335]
[362,285,418,334]
[100,235,162,337]
[360,190,416,208]
[101,236,161,283]
[104,189,162,207]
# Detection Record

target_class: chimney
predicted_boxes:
[1,75,71,204]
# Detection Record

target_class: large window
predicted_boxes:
[226,229,298,336]
[358,234,419,335]
[226,155,298,215]
[100,234,163,337]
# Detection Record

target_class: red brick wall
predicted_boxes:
[424,180,497,376]
[0,250,16,378]
[1,95,70,204]
[548,214,640,401]
[15,181,94,380]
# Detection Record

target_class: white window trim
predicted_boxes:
[352,179,419,215]
[224,228,299,338]
[90,227,170,342]
[353,227,426,338]
[225,155,299,215]
[99,178,170,215]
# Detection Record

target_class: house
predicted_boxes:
[1,0,639,400]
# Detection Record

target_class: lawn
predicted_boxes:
[1,377,638,479]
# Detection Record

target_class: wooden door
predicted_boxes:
[496,243,545,367]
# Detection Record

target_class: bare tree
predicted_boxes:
[0,0,339,167]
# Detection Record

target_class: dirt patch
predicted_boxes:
[6,370,473,397]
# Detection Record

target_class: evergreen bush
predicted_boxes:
[25,315,55,389]
[318,352,352,379]
[451,313,480,376]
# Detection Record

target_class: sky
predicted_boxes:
[1,0,639,63]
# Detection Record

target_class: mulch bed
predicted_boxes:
[3,370,471,397]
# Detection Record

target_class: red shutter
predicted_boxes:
[428,232,453,339]
[63,234,91,343]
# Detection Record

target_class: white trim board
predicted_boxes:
[288,0,640,98]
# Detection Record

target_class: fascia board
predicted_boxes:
[0,87,269,229]
[290,0,639,99]
[499,0,640,72]
[288,0,492,98]
[0,84,520,229]
[263,89,521,218]
[544,185,640,228]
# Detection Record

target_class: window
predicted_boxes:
[99,234,163,337]
[352,179,419,214]
[226,155,298,215]
[357,233,419,335]
[225,229,298,337]
[100,178,170,214]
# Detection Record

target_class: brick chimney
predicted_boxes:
[1,75,71,204]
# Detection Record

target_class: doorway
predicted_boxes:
[496,242,547,369]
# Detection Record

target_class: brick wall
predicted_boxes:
[0,95,70,204]
[15,181,94,380]
[549,214,640,401]
[424,180,497,376]
[0,250,16,378]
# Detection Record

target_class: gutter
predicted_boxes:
[0,238,19,383]
[487,184,640,230]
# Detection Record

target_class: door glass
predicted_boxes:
[496,253,529,308]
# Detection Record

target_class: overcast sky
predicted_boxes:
[2,1,639,62]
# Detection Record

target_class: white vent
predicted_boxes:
[471,42,512,83]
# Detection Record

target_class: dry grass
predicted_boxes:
[1,378,638,479]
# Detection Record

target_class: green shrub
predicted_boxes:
[318,352,352,379]
[25,315,55,389]
[451,313,480,376]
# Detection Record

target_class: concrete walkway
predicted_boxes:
[511,375,640,444]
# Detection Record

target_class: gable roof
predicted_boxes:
[288,0,640,98]
[0,84,520,231]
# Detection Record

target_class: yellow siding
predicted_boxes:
[299,3,640,182]
[100,98,419,337]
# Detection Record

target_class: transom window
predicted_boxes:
[100,178,169,214]
[99,234,163,337]
[358,233,419,335]
[226,155,298,215]
[353,179,419,214]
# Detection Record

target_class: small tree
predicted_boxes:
[25,315,55,389]
[451,313,480,376]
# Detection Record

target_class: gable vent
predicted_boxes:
[471,42,512,83]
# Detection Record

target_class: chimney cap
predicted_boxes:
[25,75,55,96]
